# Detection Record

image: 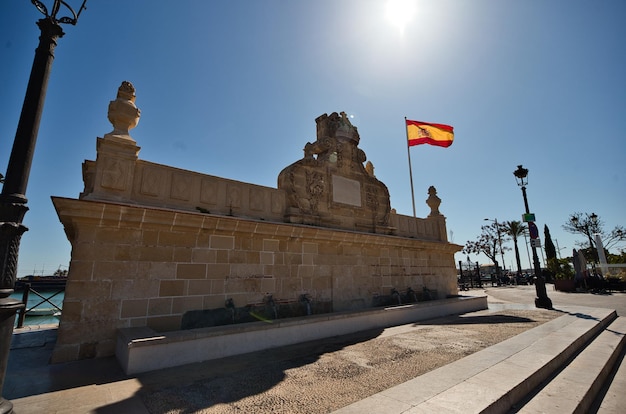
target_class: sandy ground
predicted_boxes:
[140,308,558,414]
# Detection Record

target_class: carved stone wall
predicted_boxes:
[82,143,286,223]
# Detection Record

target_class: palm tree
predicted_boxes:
[503,220,527,282]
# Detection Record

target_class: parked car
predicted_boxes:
[515,273,533,285]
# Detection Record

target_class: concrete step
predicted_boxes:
[516,316,626,413]
[332,306,617,414]
[597,332,626,413]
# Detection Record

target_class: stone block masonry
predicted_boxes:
[52,197,460,363]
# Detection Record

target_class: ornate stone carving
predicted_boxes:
[278,112,391,233]
[304,137,334,160]
[305,171,324,214]
[366,185,379,211]
[140,167,162,196]
[106,81,141,140]
[101,158,128,190]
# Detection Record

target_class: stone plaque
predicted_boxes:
[332,175,361,207]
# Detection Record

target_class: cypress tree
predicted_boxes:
[544,225,557,260]
[544,225,558,281]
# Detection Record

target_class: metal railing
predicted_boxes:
[16,283,64,328]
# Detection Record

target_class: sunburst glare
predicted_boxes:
[385,0,417,34]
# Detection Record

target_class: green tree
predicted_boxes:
[53,267,68,277]
[502,220,526,280]
[544,225,557,261]
[553,258,574,279]
[463,222,510,278]
[544,225,558,281]
[563,213,625,261]
[607,251,626,264]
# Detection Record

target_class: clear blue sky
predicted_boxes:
[1,0,625,277]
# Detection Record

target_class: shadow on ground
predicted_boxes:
[97,327,385,414]
[415,313,541,326]
[7,330,128,399]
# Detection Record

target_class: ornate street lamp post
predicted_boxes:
[0,2,86,412]
[513,165,552,309]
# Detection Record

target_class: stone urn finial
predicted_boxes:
[106,81,141,140]
[426,186,442,217]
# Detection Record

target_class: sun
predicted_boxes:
[385,0,417,34]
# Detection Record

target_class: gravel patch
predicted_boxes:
[141,309,558,414]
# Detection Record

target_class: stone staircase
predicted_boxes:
[514,314,625,413]
[333,306,626,414]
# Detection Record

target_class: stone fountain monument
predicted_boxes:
[50,82,466,365]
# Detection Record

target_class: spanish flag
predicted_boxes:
[406,119,454,148]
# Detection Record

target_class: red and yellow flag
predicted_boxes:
[406,119,454,148]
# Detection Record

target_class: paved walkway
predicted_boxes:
[482,283,626,316]
[3,285,624,413]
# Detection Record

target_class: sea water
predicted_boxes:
[9,289,64,327]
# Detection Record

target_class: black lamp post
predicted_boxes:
[513,165,552,309]
[0,2,86,412]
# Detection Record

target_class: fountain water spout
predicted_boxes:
[391,288,401,305]
[300,294,312,315]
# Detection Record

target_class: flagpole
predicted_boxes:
[405,117,417,217]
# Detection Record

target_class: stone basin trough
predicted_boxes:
[116,295,487,374]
